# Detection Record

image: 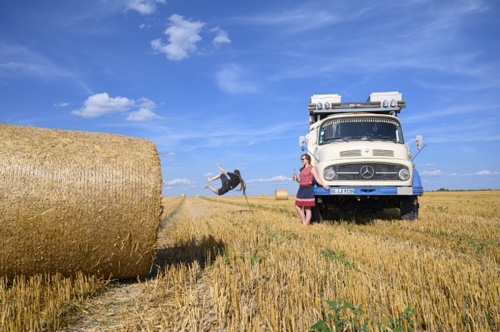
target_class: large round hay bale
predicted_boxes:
[275,189,289,200]
[0,124,163,280]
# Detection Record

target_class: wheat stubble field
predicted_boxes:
[1,191,498,331]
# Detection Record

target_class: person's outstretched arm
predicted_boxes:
[312,167,329,190]
[216,163,228,174]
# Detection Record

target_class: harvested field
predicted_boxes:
[1,191,499,331]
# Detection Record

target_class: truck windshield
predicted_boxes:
[319,117,404,145]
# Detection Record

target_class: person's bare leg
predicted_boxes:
[204,185,219,195]
[207,173,222,182]
[295,205,306,224]
[304,208,312,225]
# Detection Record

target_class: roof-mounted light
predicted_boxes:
[310,94,342,110]
[308,92,405,115]
[369,92,402,103]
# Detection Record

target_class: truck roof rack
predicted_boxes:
[308,92,406,122]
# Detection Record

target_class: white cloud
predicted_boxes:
[54,102,70,108]
[166,178,193,186]
[164,178,197,194]
[0,44,70,79]
[216,64,258,94]
[126,98,163,121]
[211,27,231,46]
[420,170,442,176]
[421,169,499,177]
[248,175,290,183]
[0,44,92,93]
[125,0,165,15]
[72,93,134,118]
[151,14,204,61]
[475,170,494,176]
[127,108,162,121]
[72,94,163,121]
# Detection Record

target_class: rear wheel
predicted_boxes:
[400,196,419,220]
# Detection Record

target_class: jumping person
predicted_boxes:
[205,163,246,196]
[293,154,329,225]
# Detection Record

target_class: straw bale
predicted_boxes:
[0,124,163,280]
[274,189,289,200]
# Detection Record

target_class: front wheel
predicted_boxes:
[400,196,419,220]
[311,198,331,222]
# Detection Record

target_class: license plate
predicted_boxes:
[330,188,355,195]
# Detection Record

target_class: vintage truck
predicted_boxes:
[299,91,424,220]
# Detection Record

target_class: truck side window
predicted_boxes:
[319,124,335,144]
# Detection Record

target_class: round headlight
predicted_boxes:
[398,168,410,181]
[324,167,336,181]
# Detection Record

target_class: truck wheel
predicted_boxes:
[312,206,329,222]
[400,196,419,220]
[311,206,322,222]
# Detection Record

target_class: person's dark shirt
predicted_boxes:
[227,172,240,189]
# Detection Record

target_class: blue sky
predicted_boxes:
[1,0,499,196]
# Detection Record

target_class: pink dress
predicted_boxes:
[295,166,315,207]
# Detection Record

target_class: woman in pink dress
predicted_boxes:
[293,154,329,225]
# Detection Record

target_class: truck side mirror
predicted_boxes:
[416,135,423,150]
[299,136,306,148]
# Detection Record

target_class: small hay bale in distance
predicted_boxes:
[0,124,163,280]
[275,189,289,200]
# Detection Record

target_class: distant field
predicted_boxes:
[1,191,498,331]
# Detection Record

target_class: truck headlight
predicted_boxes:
[324,167,336,181]
[398,168,410,181]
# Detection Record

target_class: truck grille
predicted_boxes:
[335,163,406,181]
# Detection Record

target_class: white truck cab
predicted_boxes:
[299,91,423,220]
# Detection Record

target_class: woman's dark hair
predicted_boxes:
[300,154,312,171]
[233,169,246,196]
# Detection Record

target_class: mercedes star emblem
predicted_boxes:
[360,165,375,179]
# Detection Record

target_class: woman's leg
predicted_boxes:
[295,205,306,224]
[304,207,312,225]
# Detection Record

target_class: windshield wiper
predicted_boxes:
[378,136,397,143]
[346,135,373,141]
[321,137,349,144]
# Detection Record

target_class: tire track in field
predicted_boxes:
[60,197,184,331]
[61,197,217,331]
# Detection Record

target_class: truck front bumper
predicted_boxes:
[314,186,424,196]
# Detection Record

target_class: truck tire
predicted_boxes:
[400,196,419,220]
[312,206,329,222]
[311,206,322,222]
[312,198,330,222]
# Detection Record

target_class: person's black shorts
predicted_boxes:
[217,174,230,195]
